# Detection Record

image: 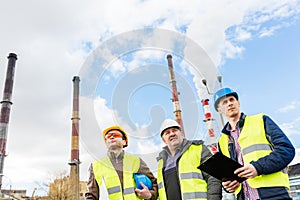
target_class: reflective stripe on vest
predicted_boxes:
[242,143,271,155]
[92,154,140,200]
[123,187,135,195]
[157,159,167,200]
[157,144,208,200]
[219,113,289,194]
[107,186,120,194]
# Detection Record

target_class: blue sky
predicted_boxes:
[0,0,300,197]
[220,20,300,149]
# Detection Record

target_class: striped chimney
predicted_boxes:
[0,53,18,190]
[166,54,185,136]
[69,76,80,200]
[201,99,218,154]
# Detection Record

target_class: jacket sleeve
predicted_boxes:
[201,144,223,200]
[85,163,99,200]
[138,158,158,200]
[251,115,295,175]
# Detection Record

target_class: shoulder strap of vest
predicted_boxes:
[238,113,247,131]
[261,113,274,150]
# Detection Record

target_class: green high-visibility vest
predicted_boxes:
[157,144,208,200]
[92,154,140,200]
[219,113,289,196]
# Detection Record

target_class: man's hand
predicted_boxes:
[234,164,258,179]
[135,182,152,199]
[222,180,240,193]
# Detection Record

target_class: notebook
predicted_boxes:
[198,152,247,183]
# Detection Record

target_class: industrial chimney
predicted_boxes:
[69,76,80,200]
[201,99,218,154]
[166,54,185,136]
[0,53,18,190]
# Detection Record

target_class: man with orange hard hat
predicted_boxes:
[85,125,158,200]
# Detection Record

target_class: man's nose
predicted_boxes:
[226,100,233,107]
[109,135,115,139]
[169,130,177,136]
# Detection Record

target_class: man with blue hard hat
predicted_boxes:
[213,87,238,111]
[214,87,295,200]
[85,125,158,200]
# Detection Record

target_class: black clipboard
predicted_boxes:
[198,152,247,183]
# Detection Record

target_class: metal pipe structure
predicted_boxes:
[68,76,80,200]
[202,77,225,127]
[216,76,225,127]
[201,99,218,154]
[0,53,18,191]
[166,54,185,136]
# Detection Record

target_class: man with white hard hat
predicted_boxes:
[156,119,222,200]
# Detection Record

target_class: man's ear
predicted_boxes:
[161,136,167,144]
[180,131,184,137]
[217,106,222,113]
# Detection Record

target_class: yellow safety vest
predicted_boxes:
[157,144,208,200]
[92,154,140,200]
[219,113,289,195]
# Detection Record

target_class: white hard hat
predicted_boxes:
[160,119,181,137]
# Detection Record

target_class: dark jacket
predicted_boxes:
[219,113,295,200]
[157,139,222,200]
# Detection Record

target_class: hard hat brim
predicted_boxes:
[160,126,181,137]
[214,92,238,111]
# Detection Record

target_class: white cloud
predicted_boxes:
[235,28,252,41]
[277,101,300,113]
[258,25,280,38]
[280,117,300,137]
[222,1,300,57]
[223,41,245,59]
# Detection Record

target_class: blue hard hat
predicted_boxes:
[213,87,238,111]
[133,173,153,190]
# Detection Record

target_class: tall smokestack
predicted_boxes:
[0,53,18,190]
[166,54,185,136]
[201,99,218,154]
[69,76,80,200]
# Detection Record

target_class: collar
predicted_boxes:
[223,112,246,135]
[157,138,187,161]
[157,139,204,161]
[162,138,188,153]
[107,150,125,160]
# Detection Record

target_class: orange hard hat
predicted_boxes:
[102,125,128,147]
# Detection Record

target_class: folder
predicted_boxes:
[198,152,247,183]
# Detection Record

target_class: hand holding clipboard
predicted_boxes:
[198,152,247,183]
